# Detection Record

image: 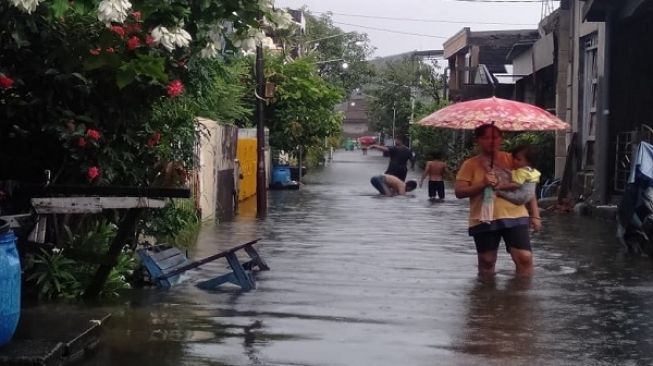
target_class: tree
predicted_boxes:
[288,10,375,97]
[265,56,344,153]
[366,56,444,141]
[0,0,288,185]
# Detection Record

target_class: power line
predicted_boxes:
[331,21,449,39]
[313,11,536,26]
[448,0,546,2]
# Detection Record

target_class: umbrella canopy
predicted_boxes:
[357,136,377,145]
[417,97,569,131]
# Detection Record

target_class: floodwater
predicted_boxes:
[83,150,653,366]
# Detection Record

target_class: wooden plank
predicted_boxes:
[31,197,166,214]
[244,246,270,270]
[225,238,262,254]
[157,255,190,272]
[196,272,238,290]
[148,248,185,262]
[225,253,254,291]
[23,185,191,198]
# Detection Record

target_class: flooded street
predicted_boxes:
[84,150,653,366]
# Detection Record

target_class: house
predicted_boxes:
[443,28,539,101]
[338,92,373,139]
[518,0,653,203]
[505,9,566,178]
[579,0,653,202]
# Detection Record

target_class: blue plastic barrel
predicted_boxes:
[0,219,20,346]
[271,165,291,185]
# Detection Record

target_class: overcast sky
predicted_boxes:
[275,0,557,57]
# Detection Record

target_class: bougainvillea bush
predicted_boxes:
[0,0,292,186]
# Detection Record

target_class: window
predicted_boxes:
[580,33,599,169]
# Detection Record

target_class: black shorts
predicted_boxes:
[428,181,445,199]
[472,225,531,253]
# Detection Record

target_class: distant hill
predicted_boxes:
[369,50,444,69]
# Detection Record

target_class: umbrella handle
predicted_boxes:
[491,121,496,168]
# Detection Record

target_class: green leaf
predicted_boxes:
[10,31,30,48]
[116,68,136,89]
[83,56,105,71]
[50,0,70,18]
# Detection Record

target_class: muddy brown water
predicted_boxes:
[81,150,653,366]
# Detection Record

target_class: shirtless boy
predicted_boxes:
[419,151,448,200]
[370,174,417,197]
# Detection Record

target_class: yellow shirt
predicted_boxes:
[512,167,541,184]
[456,152,529,227]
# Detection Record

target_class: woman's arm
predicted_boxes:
[527,196,542,231]
[454,179,488,199]
[454,171,496,198]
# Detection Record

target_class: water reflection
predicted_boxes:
[455,277,540,364]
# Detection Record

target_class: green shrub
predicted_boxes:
[24,219,134,299]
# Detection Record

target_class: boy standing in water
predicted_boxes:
[419,151,448,201]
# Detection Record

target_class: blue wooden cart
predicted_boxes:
[137,238,269,291]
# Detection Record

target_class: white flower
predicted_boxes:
[232,27,267,53]
[268,9,294,30]
[207,26,225,50]
[9,0,43,14]
[261,37,275,50]
[151,25,192,52]
[200,42,219,59]
[97,0,132,25]
[257,0,273,11]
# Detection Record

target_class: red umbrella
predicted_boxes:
[418,97,568,223]
[357,136,377,145]
[417,97,569,131]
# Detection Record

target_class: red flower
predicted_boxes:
[126,23,142,34]
[145,35,155,46]
[0,75,14,89]
[87,166,100,181]
[127,36,141,50]
[166,80,184,97]
[86,129,101,141]
[106,47,115,53]
[110,25,126,38]
[131,11,141,21]
[147,132,161,147]
[78,137,87,148]
[89,48,101,56]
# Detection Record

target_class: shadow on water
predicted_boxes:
[81,151,653,366]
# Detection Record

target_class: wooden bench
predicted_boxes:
[136,238,269,291]
[20,185,191,298]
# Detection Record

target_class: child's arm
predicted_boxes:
[443,164,453,181]
[496,182,522,191]
[419,162,431,187]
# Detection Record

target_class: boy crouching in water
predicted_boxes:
[370,174,417,197]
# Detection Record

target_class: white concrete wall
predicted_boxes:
[196,118,238,221]
[197,118,218,221]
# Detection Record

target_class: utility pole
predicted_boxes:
[255,45,267,218]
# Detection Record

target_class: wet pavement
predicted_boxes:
[82,150,653,366]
